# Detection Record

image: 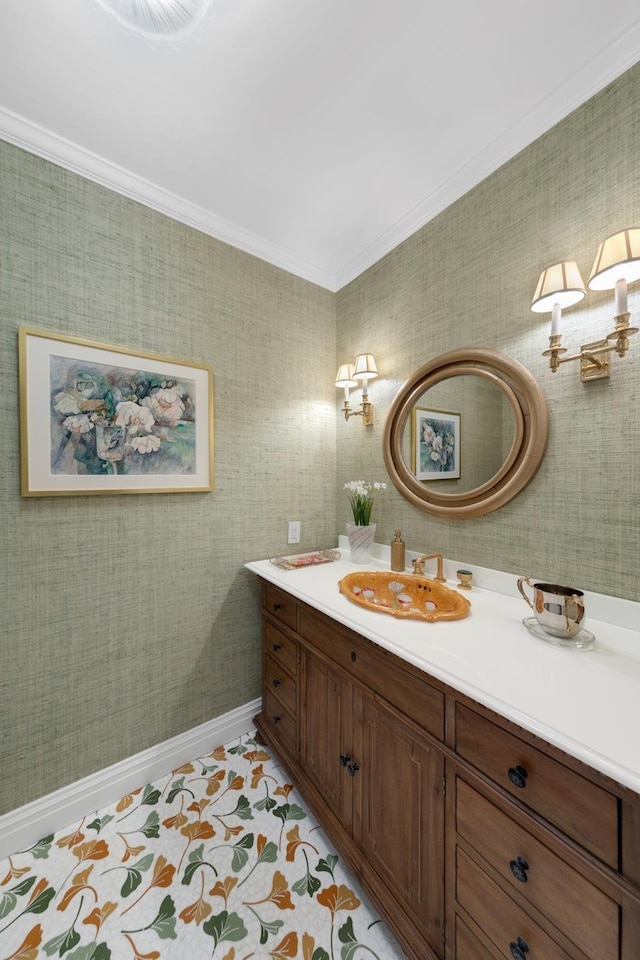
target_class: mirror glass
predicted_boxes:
[401,376,517,495]
[383,349,549,519]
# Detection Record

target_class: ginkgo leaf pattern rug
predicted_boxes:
[0,733,406,959]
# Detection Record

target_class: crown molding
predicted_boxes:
[334,26,640,290]
[0,107,336,291]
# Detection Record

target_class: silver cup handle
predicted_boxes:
[517,576,535,610]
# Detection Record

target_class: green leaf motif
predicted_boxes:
[149,895,178,940]
[24,885,55,916]
[0,877,36,920]
[138,811,160,839]
[43,926,81,956]
[31,835,54,859]
[230,833,254,873]
[255,841,278,866]
[121,853,154,898]
[338,917,376,960]
[86,815,114,834]
[253,794,277,813]
[182,844,218,886]
[292,870,321,897]
[258,916,284,945]
[227,744,246,755]
[231,796,254,821]
[202,910,248,948]
[140,784,161,807]
[312,949,331,960]
[316,854,338,878]
[273,803,306,825]
[65,942,112,960]
[166,777,187,804]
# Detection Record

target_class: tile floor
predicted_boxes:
[0,732,406,959]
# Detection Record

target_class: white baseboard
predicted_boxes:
[0,698,261,862]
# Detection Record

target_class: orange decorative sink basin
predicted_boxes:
[338,571,470,622]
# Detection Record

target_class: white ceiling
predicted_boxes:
[2,1,640,291]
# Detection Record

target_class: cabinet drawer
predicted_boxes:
[264,621,298,676]
[456,778,619,960]
[456,704,618,867]
[299,606,444,740]
[457,846,573,960]
[263,689,296,758]
[264,653,296,716]
[455,916,494,960]
[264,584,298,631]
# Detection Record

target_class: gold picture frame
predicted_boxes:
[411,406,461,480]
[19,327,214,496]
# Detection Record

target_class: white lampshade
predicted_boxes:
[335,364,358,388]
[353,354,378,381]
[531,261,587,313]
[588,228,640,290]
[96,0,211,40]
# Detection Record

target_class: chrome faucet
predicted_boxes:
[412,552,446,582]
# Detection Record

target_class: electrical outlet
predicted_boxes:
[288,520,301,544]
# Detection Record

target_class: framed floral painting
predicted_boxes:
[19,328,214,496]
[411,407,460,481]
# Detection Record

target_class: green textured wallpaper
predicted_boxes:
[337,63,640,602]
[0,143,336,814]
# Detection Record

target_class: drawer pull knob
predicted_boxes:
[508,764,528,788]
[272,678,282,687]
[347,761,360,777]
[273,602,282,611]
[509,856,529,883]
[272,715,281,724]
[509,937,529,960]
[351,651,357,662]
[340,754,351,767]
[272,642,282,651]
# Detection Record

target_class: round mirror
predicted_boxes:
[383,349,549,518]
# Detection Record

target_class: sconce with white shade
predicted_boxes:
[533,229,640,381]
[335,354,377,425]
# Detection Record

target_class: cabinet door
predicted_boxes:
[300,648,354,833]
[357,692,445,952]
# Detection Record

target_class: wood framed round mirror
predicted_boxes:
[383,348,549,518]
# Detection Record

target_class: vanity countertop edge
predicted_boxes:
[246,551,640,796]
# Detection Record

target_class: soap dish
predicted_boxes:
[522,616,596,650]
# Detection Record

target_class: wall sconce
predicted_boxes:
[532,228,640,382]
[335,354,378,425]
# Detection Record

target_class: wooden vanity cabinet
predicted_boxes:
[255,582,640,960]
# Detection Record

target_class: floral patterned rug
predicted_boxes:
[0,733,405,959]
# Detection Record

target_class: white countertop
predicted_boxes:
[246,544,640,795]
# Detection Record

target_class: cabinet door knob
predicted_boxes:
[272,678,282,687]
[272,715,281,724]
[273,602,282,611]
[509,856,529,883]
[350,651,357,662]
[508,764,528,788]
[509,936,529,959]
[339,754,351,767]
[272,642,282,651]
[347,761,360,777]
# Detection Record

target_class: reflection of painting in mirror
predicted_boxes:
[403,376,516,495]
[412,408,460,480]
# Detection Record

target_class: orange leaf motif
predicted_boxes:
[179,895,212,925]
[221,950,235,960]
[245,870,294,910]
[273,784,293,800]
[163,810,189,830]
[285,826,305,862]
[205,771,226,796]
[1,860,29,886]
[250,764,266,789]
[270,931,298,959]
[187,798,211,817]
[149,855,176,889]
[227,775,244,791]
[82,901,118,934]
[72,839,109,864]
[119,836,146,863]
[27,879,48,905]
[244,749,270,763]
[123,934,160,960]
[316,884,361,917]
[180,821,215,843]
[302,933,315,960]
[56,827,85,850]
[209,876,238,905]
[57,865,97,911]
[221,824,243,841]
[173,762,195,774]
[1,924,42,960]
[116,789,141,813]
[256,834,268,857]
[209,746,227,761]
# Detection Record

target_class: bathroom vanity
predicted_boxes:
[246,552,640,960]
